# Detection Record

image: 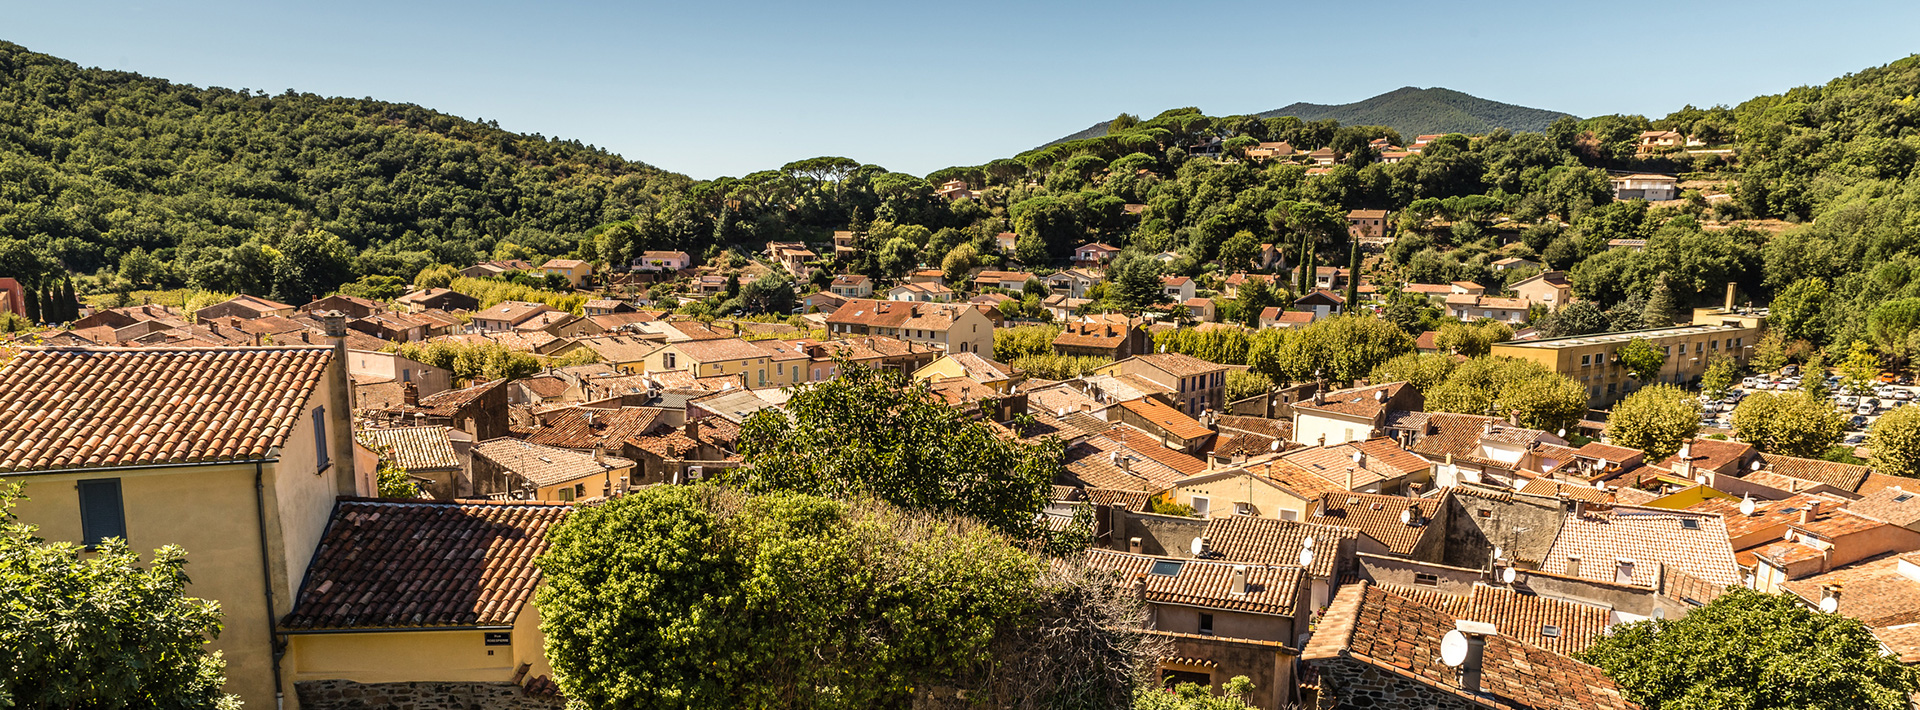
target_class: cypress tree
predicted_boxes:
[1344,240,1361,307]
[60,274,78,321]
[22,275,41,324]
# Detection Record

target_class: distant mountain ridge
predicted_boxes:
[1041,87,1574,147]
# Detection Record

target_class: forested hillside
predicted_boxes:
[0,40,689,302]
[1042,87,1570,147]
[1256,87,1574,138]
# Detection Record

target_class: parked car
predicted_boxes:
[1783,365,1801,377]
[1858,404,1878,416]
[1897,390,1915,401]
[1839,396,1859,407]
[1879,372,1901,384]
[1851,415,1871,428]
[1845,432,1868,445]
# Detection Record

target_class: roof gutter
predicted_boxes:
[277,624,516,635]
[1,457,279,476]
[255,460,286,710]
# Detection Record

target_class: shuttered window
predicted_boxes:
[313,406,330,470]
[77,478,126,547]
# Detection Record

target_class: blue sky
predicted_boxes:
[6,0,1918,179]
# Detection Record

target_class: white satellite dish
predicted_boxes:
[1269,440,1281,451]
[1502,567,1517,584]
[1057,407,1068,417]
[1400,508,1413,525]
[1299,547,1315,568]
[1557,428,1567,438]
[1301,536,1315,550]
[1819,596,1839,614]
[1599,457,1610,469]
[1352,451,1364,463]
[1494,546,1505,559]
[1751,460,1764,472]
[1739,495,1756,517]
[1190,537,1207,556]
[1440,630,1471,667]
[1784,529,1796,542]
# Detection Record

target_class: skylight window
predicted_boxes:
[1679,519,1700,530]
[1540,625,1562,638]
[1897,494,1915,503]
[1149,560,1184,577]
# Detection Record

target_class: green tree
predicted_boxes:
[942,242,980,284]
[1235,278,1279,328]
[994,325,1062,362]
[374,457,426,499]
[1134,677,1258,710]
[1536,300,1609,338]
[1751,330,1790,374]
[1260,315,1413,384]
[1107,253,1167,311]
[1869,405,1920,479]
[1434,320,1513,357]
[1342,240,1361,307]
[1577,588,1918,710]
[1840,340,1881,395]
[1732,391,1845,458]
[272,229,356,305]
[1700,352,1741,398]
[739,275,796,315]
[1641,277,1679,328]
[536,486,1151,710]
[1768,277,1830,344]
[1604,384,1701,461]
[1369,352,1460,392]
[1617,338,1667,383]
[1225,370,1274,402]
[1802,350,1831,400]
[1216,231,1259,275]
[731,362,1062,538]
[0,486,238,709]
[117,247,165,288]
[1423,356,1588,433]
[414,264,458,290]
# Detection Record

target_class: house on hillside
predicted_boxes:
[1611,173,1679,201]
[1512,270,1572,308]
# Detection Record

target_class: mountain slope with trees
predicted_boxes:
[1041,87,1572,147]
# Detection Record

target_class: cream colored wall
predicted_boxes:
[534,464,632,501]
[4,463,281,709]
[511,596,552,679]
[1293,411,1370,447]
[1170,475,1310,522]
[287,629,517,683]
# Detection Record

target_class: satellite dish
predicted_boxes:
[1557,428,1567,438]
[1784,529,1796,542]
[1299,547,1315,568]
[1819,596,1839,614]
[1599,458,1610,468]
[1494,546,1505,560]
[1190,537,1207,556]
[1270,440,1281,451]
[1739,495,1756,517]
[1653,608,1666,620]
[1057,407,1068,417]
[1400,508,1413,525]
[1751,460,1764,472]
[1440,630,1471,667]
[1352,451,1364,463]
[1502,567,1518,584]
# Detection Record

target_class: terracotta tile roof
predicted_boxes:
[357,426,460,471]
[1102,426,1207,475]
[0,347,333,472]
[1117,398,1213,441]
[673,337,772,363]
[1310,491,1447,554]
[1217,415,1291,442]
[1686,493,1845,539]
[472,300,554,325]
[1793,507,1891,539]
[1758,452,1872,492]
[1518,477,1611,503]
[525,406,666,450]
[1284,438,1430,491]
[810,335,939,362]
[1542,506,1741,587]
[1294,382,1408,420]
[1082,549,1303,617]
[1242,459,1342,499]
[942,351,1015,381]
[1130,352,1224,379]
[1656,438,1753,473]
[393,378,505,418]
[1872,623,1920,664]
[1201,515,1356,577]
[1052,319,1131,349]
[518,376,569,399]
[1373,582,1611,656]
[1849,485,1920,527]
[473,438,634,487]
[1064,433,1188,491]
[1084,487,1153,512]
[1781,553,1920,632]
[1303,582,1638,710]
[282,499,570,630]
[1406,412,1500,460]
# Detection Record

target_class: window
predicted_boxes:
[557,487,575,502]
[312,407,330,470]
[1896,494,1914,503]
[77,478,126,548]
[1279,509,1299,521]
[1190,496,1211,517]
[1679,518,1700,530]
[1478,509,1493,519]
[1695,342,1704,354]
[777,363,784,375]
[1233,501,1254,516]
[1540,625,1562,638]
[575,483,586,499]
[1198,613,1214,635]
[1149,560,1185,576]
[1414,573,1439,587]
[402,369,411,382]
[665,352,677,369]
[1581,355,1591,366]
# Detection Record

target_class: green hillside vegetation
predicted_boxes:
[1256,87,1575,138]
[1042,87,1572,147]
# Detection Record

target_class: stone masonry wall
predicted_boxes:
[296,680,565,710]
[1312,658,1485,710]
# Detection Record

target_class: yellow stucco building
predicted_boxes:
[1489,322,1760,407]
[0,330,368,710]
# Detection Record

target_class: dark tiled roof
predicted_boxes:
[1084,487,1153,512]
[1311,491,1447,555]
[1083,549,1302,616]
[0,347,332,472]
[1303,582,1638,710]
[525,406,666,450]
[282,499,570,630]
[518,376,569,399]
[1374,582,1612,656]
[1294,382,1408,420]
[1202,515,1356,577]
[1130,352,1224,378]
[1216,415,1290,442]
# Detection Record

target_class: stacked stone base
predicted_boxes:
[295,680,565,710]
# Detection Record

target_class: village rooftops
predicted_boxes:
[1849,485,1920,528]
[1082,549,1303,617]
[473,438,635,488]
[1293,381,1410,420]
[1373,581,1612,656]
[356,426,460,471]
[1199,515,1356,578]
[1541,505,1741,588]
[1780,552,1920,662]
[1303,582,1639,710]
[1311,489,1448,555]
[1116,397,1212,441]
[281,498,571,630]
[0,346,334,472]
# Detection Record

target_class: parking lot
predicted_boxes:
[1714,367,1920,446]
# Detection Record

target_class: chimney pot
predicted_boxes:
[1129,537,1143,554]
[1801,500,1820,525]
[320,310,348,338]
[402,382,419,407]
[1231,565,1248,596]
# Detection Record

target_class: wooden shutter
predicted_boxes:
[77,478,126,547]
[313,406,330,469]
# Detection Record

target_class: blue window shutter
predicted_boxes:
[77,479,126,547]
[313,406,330,469]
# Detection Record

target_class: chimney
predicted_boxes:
[1454,620,1496,694]
[1566,555,1581,578]
[1231,565,1249,596]
[1133,573,1149,607]
[402,381,420,407]
[1129,537,1143,555]
[1725,282,1737,312]
[1801,500,1821,525]
[685,417,698,440]
[1318,434,1327,448]
[594,445,606,464]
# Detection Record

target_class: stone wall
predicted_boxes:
[296,680,564,710]
[1312,658,1484,710]
[1440,489,1565,570]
